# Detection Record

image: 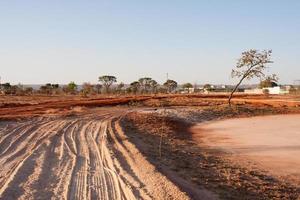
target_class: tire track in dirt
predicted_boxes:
[0,109,191,200]
[107,117,191,200]
[0,120,68,198]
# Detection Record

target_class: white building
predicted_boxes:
[244,86,289,95]
[180,87,195,94]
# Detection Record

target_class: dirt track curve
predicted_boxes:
[0,109,191,200]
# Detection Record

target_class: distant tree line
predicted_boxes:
[1,72,298,97]
[2,49,300,99]
[0,75,183,96]
[0,83,33,95]
[97,75,179,95]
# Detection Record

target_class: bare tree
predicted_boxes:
[98,75,117,93]
[229,49,273,106]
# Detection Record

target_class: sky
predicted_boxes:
[0,0,300,85]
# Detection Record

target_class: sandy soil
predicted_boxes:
[191,114,300,186]
[0,108,189,200]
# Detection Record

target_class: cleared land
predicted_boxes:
[0,94,299,120]
[0,94,300,199]
[123,107,300,199]
[0,108,189,200]
[191,114,300,186]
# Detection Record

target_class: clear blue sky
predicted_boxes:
[1,0,300,85]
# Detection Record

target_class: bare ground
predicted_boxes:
[0,108,189,200]
[191,114,300,187]
[1,95,300,199]
[122,105,300,199]
[1,94,299,120]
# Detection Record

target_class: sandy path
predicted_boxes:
[0,109,189,200]
[191,114,300,186]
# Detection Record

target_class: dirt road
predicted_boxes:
[191,114,300,187]
[0,109,189,200]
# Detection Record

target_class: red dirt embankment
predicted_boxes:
[0,96,151,119]
[0,94,299,119]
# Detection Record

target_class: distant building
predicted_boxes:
[180,87,195,94]
[244,86,290,95]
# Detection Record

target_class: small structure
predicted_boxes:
[244,86,290,95]
[180,87,195,94]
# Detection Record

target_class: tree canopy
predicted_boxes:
[99,75,117,93]
[163,79,178,93]
[259,74,279,88]
[138,77,152,93]
[130,81,141,94]
[203,84,212,89]
[66,81,77,94]
[182,83,193,89]
[229,49,274,106]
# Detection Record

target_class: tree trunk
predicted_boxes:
[228,76,246,106]
[105,85,109,94]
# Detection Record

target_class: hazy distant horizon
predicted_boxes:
[1,1,300,85]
